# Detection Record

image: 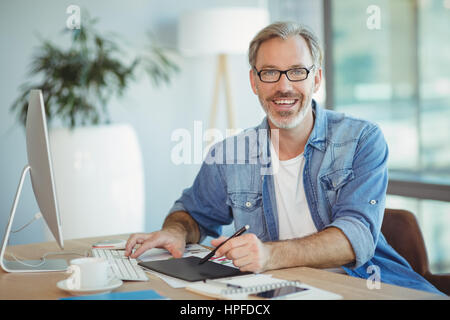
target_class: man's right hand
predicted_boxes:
[124,228,186,259]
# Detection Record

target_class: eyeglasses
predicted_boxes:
[254,65,315,83]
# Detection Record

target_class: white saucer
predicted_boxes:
[57,278,123,296]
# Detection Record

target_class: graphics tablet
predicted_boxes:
[138,256,252,282]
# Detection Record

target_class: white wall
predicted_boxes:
[0,0,324,246]
[0,0,267,245]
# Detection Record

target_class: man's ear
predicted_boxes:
[313,67,322,93]
[249,69,258,95]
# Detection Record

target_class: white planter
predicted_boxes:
[44,123,145,240]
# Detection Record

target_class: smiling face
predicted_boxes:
[250,35,322,130]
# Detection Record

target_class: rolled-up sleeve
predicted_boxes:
[326,124,389,269]
[168,144,232,242]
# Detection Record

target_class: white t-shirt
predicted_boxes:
[270,142,318,240]
[270,142,346,274]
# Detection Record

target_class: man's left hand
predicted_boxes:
[210,233,271,273]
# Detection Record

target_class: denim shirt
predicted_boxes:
[169,100,443,295]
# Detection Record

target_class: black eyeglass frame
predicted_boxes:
[254,65,315,83]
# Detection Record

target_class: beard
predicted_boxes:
[258,88,313,130]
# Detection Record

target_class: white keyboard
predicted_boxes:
[91,248,148,281]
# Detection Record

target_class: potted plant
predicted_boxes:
[10,15,179,240]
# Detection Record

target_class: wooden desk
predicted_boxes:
[0,235,446,300]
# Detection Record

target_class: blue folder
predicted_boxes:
[60,289,167,300]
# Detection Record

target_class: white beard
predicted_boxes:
[267,101,311,129]
[255,76,316,130]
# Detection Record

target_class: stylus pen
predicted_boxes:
[204,279,242,289]
[198,225,250,265]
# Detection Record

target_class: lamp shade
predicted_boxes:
[178,7,269,56]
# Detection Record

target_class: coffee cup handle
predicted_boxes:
[66,265,81,290]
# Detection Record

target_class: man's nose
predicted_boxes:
[274,73,293,92]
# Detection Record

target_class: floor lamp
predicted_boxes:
[178,7,269,142]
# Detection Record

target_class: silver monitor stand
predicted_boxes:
[0,165,67,272]
[1,90,68,273]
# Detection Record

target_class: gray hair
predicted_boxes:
[248,21,323,69]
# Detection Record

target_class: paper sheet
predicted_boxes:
[137,244,210,262]
[144,269,193,288]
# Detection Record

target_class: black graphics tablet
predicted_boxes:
[138,256,252,282]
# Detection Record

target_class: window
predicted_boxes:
[329,0,450,272]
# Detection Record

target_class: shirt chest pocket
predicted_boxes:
[319,169,354,207]
[226,192,267,238]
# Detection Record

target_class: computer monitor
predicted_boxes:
[0,89,67,272]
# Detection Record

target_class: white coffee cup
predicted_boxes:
[66,257,115,290]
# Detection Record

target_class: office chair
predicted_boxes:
[381,208,450,295]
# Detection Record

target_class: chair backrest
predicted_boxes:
[381,208,430,276]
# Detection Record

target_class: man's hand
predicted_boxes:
[125,228,186,259]
[125,210,200,259]
[211,233,271,273]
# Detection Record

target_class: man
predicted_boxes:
[125,22,442,295]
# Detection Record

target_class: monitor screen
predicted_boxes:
[25,90,64,249]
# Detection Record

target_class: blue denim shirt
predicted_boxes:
[169,100,443,295]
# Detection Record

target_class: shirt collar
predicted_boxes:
[306,99,327,152]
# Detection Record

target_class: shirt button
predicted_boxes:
[245,201,252,208]
[370,200,377,205]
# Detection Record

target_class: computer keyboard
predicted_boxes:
[91,248,148,281]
